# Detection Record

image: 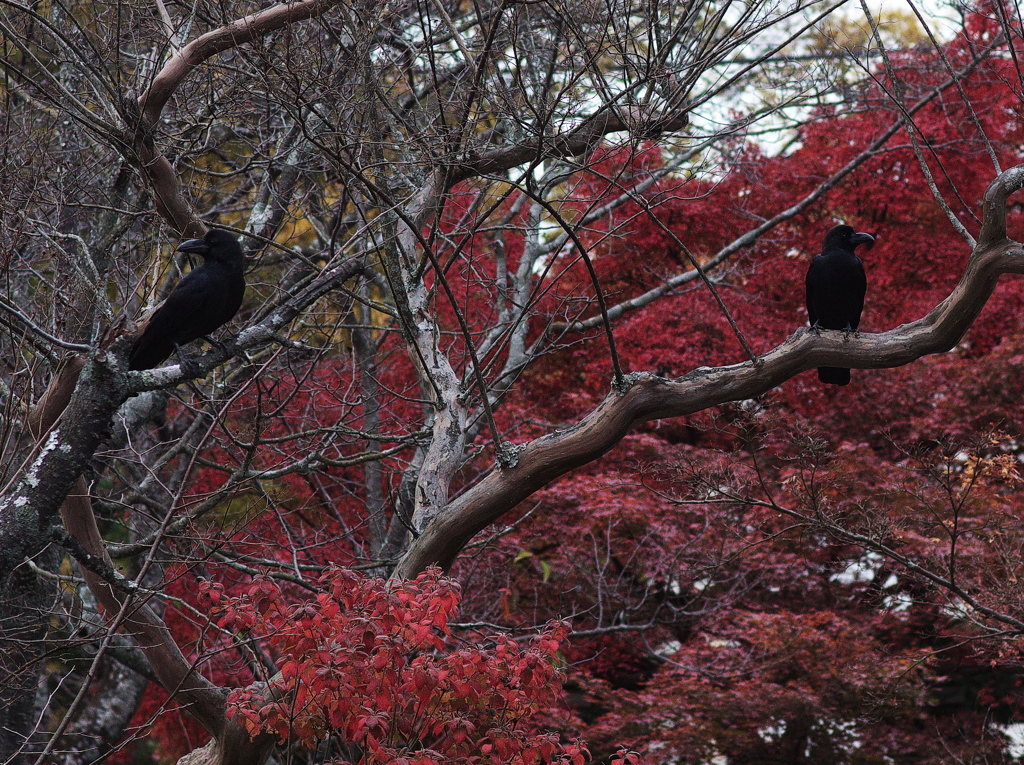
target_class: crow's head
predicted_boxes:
[824,224,875,252]
[177,229,243,265]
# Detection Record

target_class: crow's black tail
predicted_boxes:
[818,367,851,386]
[129,338,174,371]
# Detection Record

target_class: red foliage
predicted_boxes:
[131,7,1024,762]
[207,567,586,764]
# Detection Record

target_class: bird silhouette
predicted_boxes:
[805,224,875,385]
[129,230,245,371]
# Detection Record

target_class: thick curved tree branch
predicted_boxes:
[17,359,230,742]
[130,0,347,236]
[138,0,347,125]
[393,164,1024,579]
[979,165,1024,246]
[0,355,126,591]
[55,486,231,734]
[132,143,206,238]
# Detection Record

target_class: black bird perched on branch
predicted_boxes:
[805,224,875,386]
[129,229,246,371]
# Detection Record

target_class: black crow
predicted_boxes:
[129,230,245,371]
[805,224,875,386]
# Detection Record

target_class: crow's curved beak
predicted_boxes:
[176,237,210,255]
[851,232,876,248]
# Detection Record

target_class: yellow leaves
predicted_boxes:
[276,213,319,251]
[957,452,1022,488]
[514,549,552,583]
[206,491,267,528]
[809,8,928,53]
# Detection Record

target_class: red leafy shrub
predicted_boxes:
[202,567,588,764]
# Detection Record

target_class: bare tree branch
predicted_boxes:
[138,0,347,125]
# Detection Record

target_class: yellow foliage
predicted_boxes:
[810,8,927,51]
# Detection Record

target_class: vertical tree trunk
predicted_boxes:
[0,563,53,764]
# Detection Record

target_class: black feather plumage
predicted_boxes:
[805,225,874,386]
[129,230,245,371]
